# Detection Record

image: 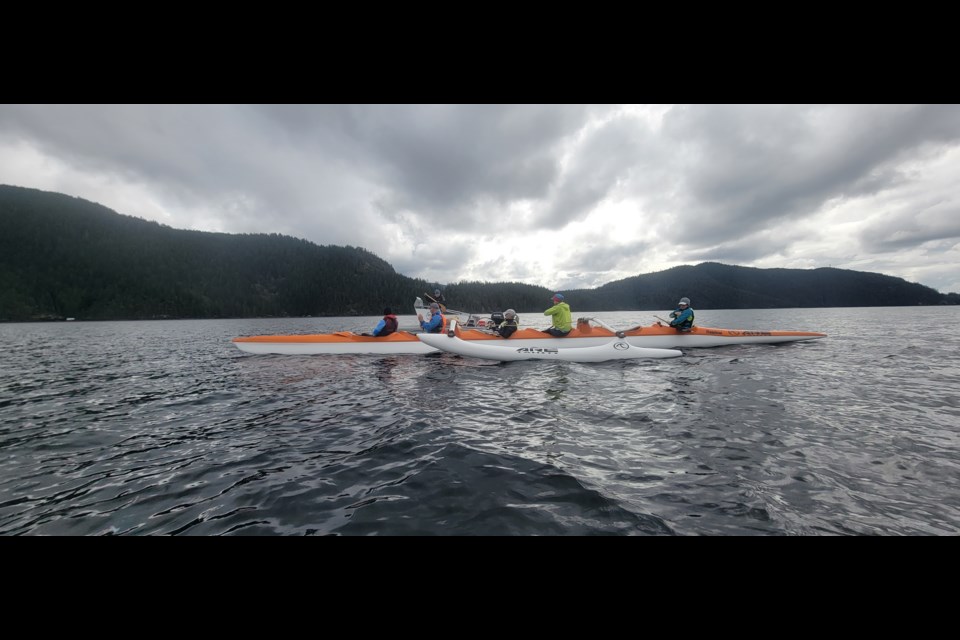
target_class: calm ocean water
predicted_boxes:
[1,306,958,536]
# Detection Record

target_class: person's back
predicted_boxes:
[371,307,398,337]
[543,293,571,337]
[495,309,519,338]
[668,297,695,332]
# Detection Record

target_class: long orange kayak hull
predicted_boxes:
[233,323,826,355]
[232,331,437,355]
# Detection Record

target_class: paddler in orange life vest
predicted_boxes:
[418,302,446,333]
[369,307,398,337]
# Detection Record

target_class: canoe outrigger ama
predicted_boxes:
[417,318,683,362]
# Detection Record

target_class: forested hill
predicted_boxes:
[572,262,955,310]
[1,184,955,321]
[0,185,439,320]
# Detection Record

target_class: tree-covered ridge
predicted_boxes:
[1,184,956,321]
[572,262,955,310]
[0,185,433,320]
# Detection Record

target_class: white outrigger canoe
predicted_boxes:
[417,316,825,357]
[418,321,682,362]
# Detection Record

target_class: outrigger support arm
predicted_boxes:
[577,317,626,339]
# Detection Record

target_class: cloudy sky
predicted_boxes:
[2,104,958,294]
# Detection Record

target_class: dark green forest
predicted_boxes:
[1,184,956,322]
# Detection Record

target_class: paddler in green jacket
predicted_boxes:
[543,293,572,337]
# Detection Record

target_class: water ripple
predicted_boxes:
[1,308,958,535]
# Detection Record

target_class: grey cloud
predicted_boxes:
[859,204,960,252]
[683,241,789,266]
[256,105,600,231]
[376,106,593,230]
[552,238,656,289]
[658,104,960,248]
[563,237,654,273]
[536,114,660,227]
[678,222,821,265]
[1,105,250,189]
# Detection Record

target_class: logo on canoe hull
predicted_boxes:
[613,342,629,350]
[516,347,559,354]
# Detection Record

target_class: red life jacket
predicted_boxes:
[381,314,398,336]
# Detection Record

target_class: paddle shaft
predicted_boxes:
[423,292,448,313]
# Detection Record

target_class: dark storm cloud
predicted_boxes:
[254,104,600,230]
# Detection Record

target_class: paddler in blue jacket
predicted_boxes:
[668,297,694,332]
[543,293,572,337]
[370,307,398,337]
[418,302,445,333]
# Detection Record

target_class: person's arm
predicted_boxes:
[371,319,387,336]
[422,314,442,332]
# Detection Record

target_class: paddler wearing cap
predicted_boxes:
[418,302,446,333]
[668,297,694,332]
[542,293,572,337]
